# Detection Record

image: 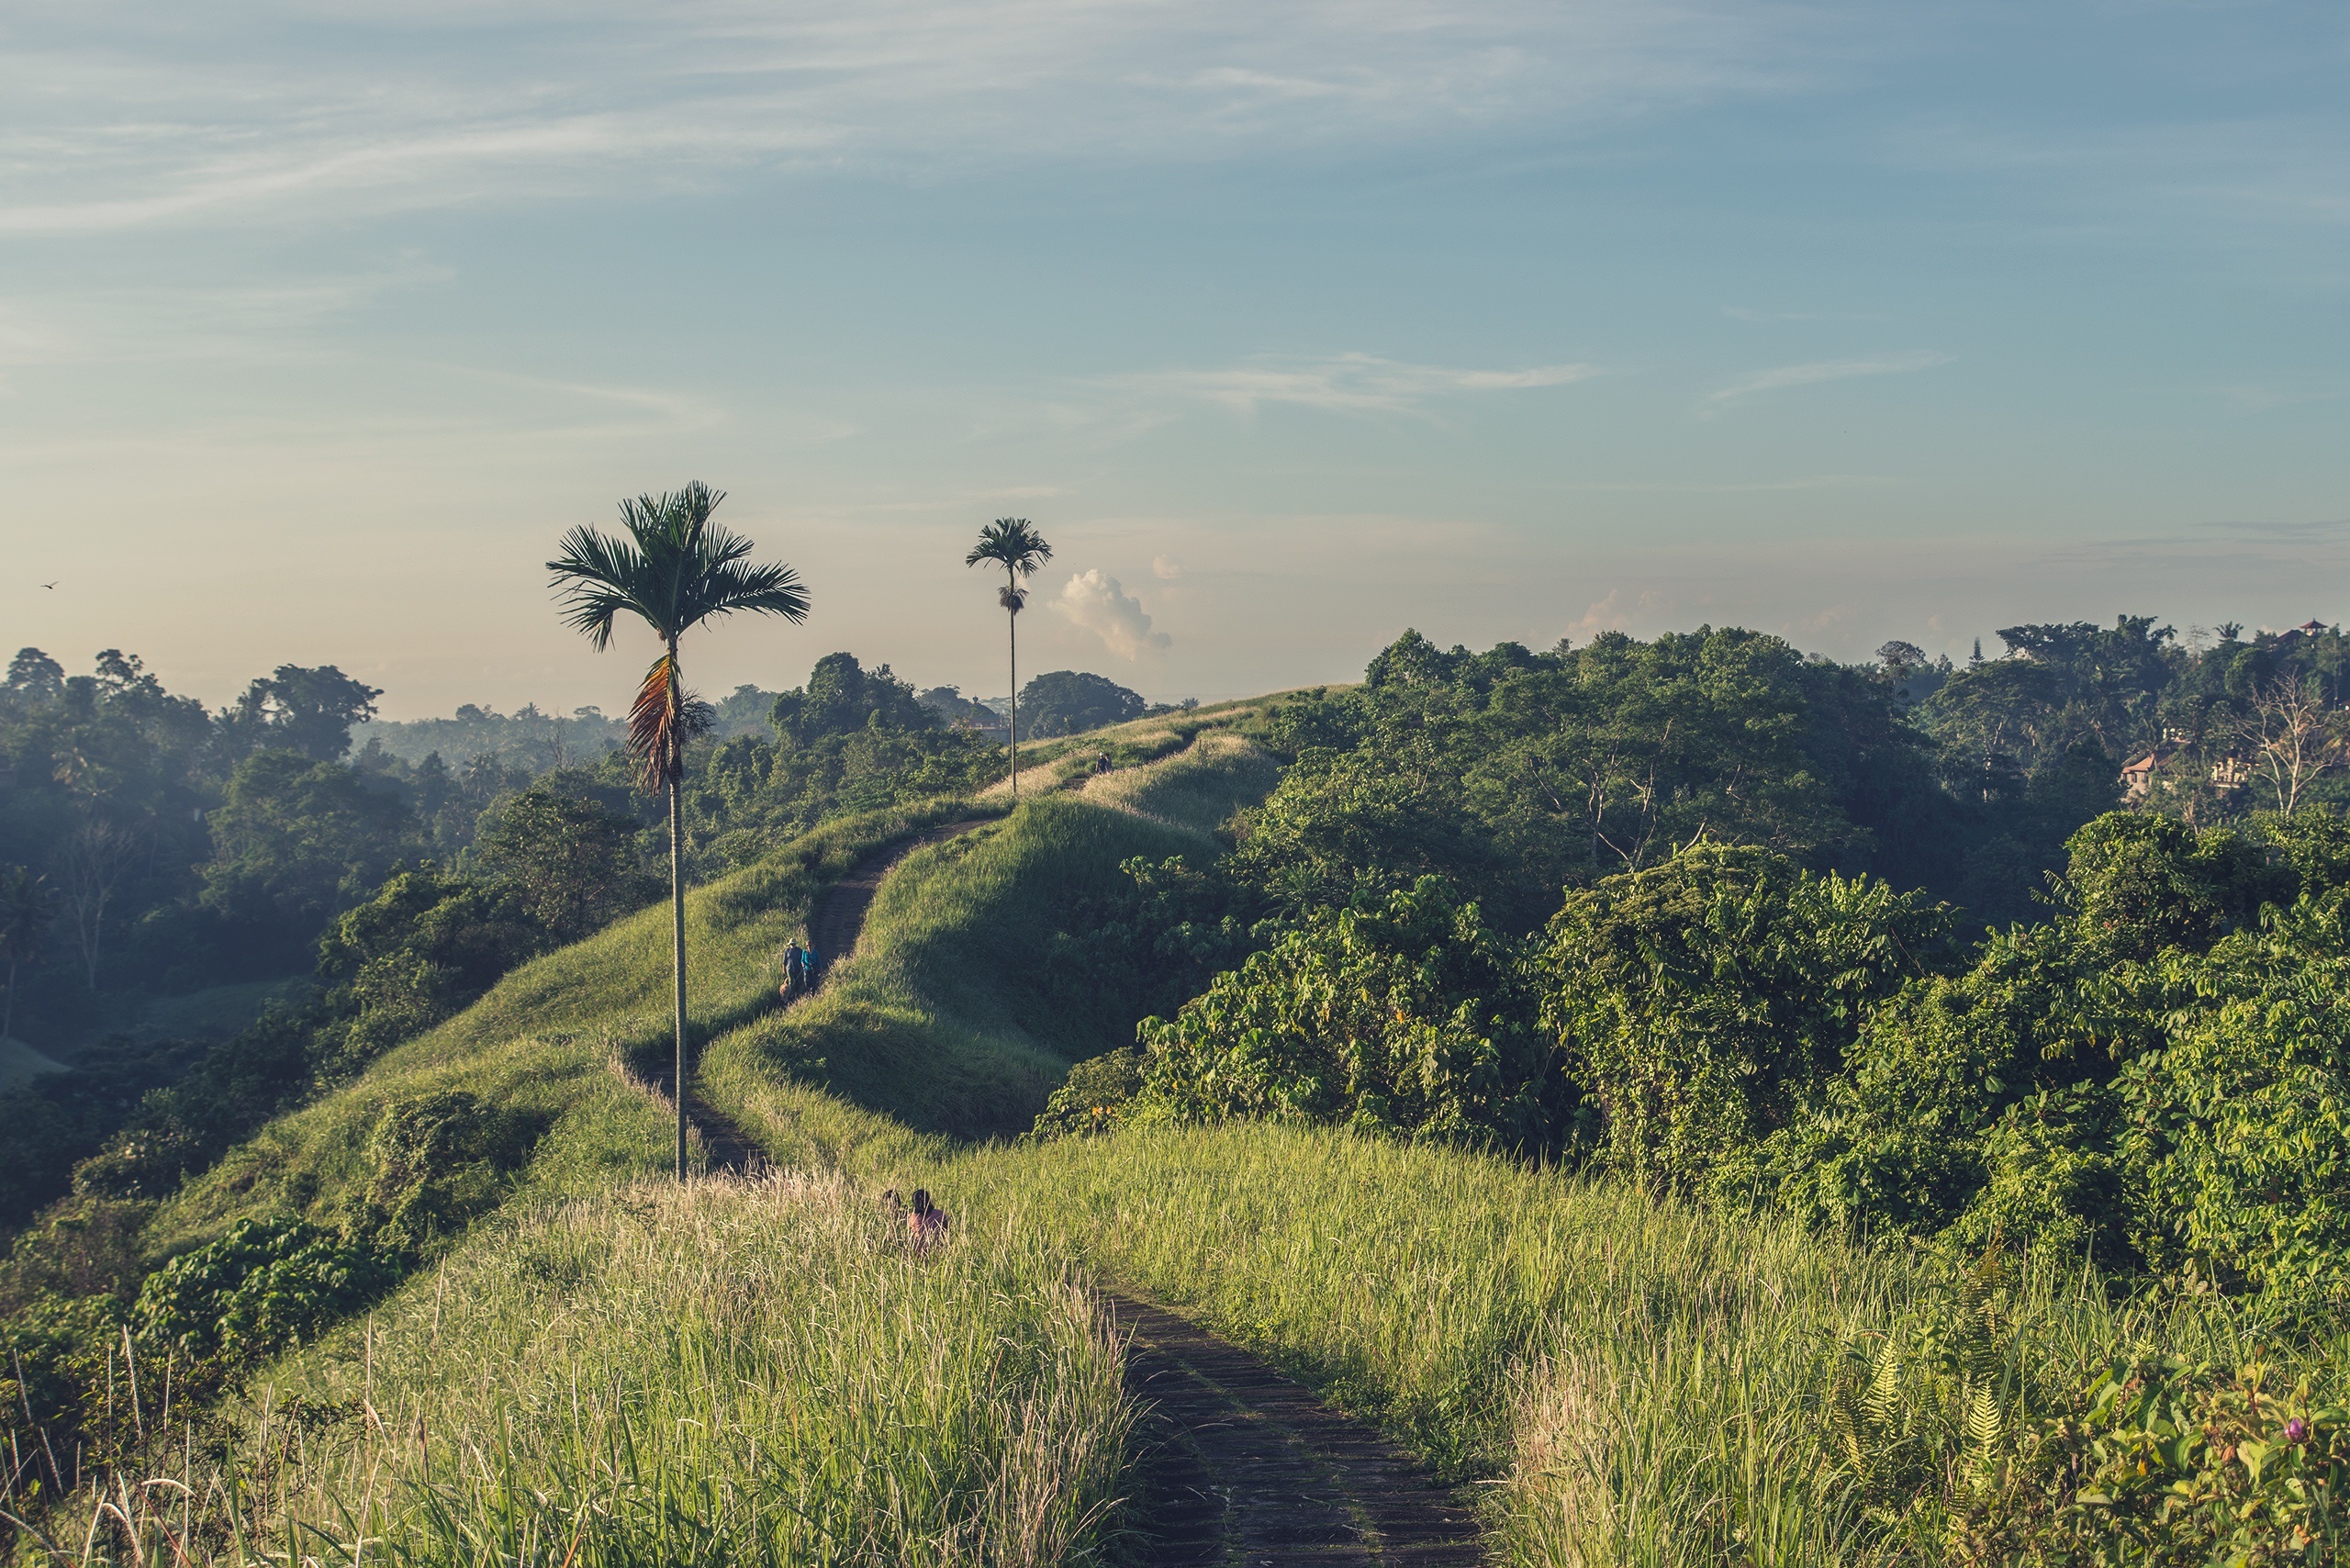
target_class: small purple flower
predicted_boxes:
[2286,1418,2309,1443]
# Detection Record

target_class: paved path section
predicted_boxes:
[806,819,987,975]
[645,819,991,1170]
[1108,1294,1485,1567]
[668,813,1487,1565]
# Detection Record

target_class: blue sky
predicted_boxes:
[4,1,2345,717]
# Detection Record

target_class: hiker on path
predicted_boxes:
[805,940,822,988]
[780,940,807,1001]
[906,1188,950,1252]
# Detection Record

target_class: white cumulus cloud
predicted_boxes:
[1054,568,1171,659]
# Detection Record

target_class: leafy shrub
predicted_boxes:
[2117,924,2350,1306]
[2057,812,2292,965]
[309,870,544,1077]
[1135,877,1564,1148]
[345,1089,542,1259]
[134,1215,390,1369]
[1026,1047,1145,1141]
[1539,843,1952,1200]
[1955,1357,2348,1564]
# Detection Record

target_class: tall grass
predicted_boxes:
[30,1175,1130,1567]
[862,1122,2343,1567]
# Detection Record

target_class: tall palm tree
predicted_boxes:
[0,865,57,1045]
[548,482,810,1181]
[965,518,1053,797]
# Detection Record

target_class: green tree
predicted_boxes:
[547,481,810,1180]
[1017,669,1147,737]
[767,652,936,745]
[1133,877,1561,1148]
[201,750,417,963]
[476,787,655,943]
[965,518,1053,797]
[0,865,57,1042]
[218,664,385,762]
[1538,842,1953,1201]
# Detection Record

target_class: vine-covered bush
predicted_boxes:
[344,1088,542,1259]
[1538,843,1953,1200]
[133,1215,389,1369]
[1131,877,1564,1148]
[2117,923,2350,1306]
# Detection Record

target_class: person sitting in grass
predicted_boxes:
[906,1189,950,1251]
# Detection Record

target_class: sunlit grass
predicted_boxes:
[147,800,983,1256]
[856,1123,2346,1567]
[37,1175,1131,1567]
[703,736,1281,1144]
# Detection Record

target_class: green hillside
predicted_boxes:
[16,695,2349,1567]
[146,798,987,1253]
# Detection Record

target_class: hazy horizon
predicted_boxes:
[6,1,2345,719]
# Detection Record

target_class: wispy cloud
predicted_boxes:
[1113,353,1601,415]
[0,0,1841,234]
[1706,351,1952,408]
[1721,305,1886,323]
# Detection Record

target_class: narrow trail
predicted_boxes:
[644,818,990,1174]
[1111,1294,1485,1567]
[672,811,1487,1566]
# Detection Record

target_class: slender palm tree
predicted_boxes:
[548,482,810,1181]
[965,518,1053,796]
[0,865,57,1045]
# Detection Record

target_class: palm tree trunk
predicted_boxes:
[1008,599,1020,799]
[667,643,689,1183]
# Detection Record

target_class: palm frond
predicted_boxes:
[690,554,811,627]
[626,655,715,791]
[548,483,809,648]
[547,524,659,649]
[966,517,1053,577]
[998,584,1028,615]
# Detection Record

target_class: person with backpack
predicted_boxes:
[781,940,807,1001]
[906,1188,950,1252]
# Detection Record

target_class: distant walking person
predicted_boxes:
[781,940,807,1002]
[804,941,822,989]
[906,1189,950,1252]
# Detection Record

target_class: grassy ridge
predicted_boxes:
[702,733,1281,1148]
[59,707,2332,1566]
[146,799,986,1255]
[22,732,1279,1563]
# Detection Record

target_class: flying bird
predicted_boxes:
[40,581,58,589]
